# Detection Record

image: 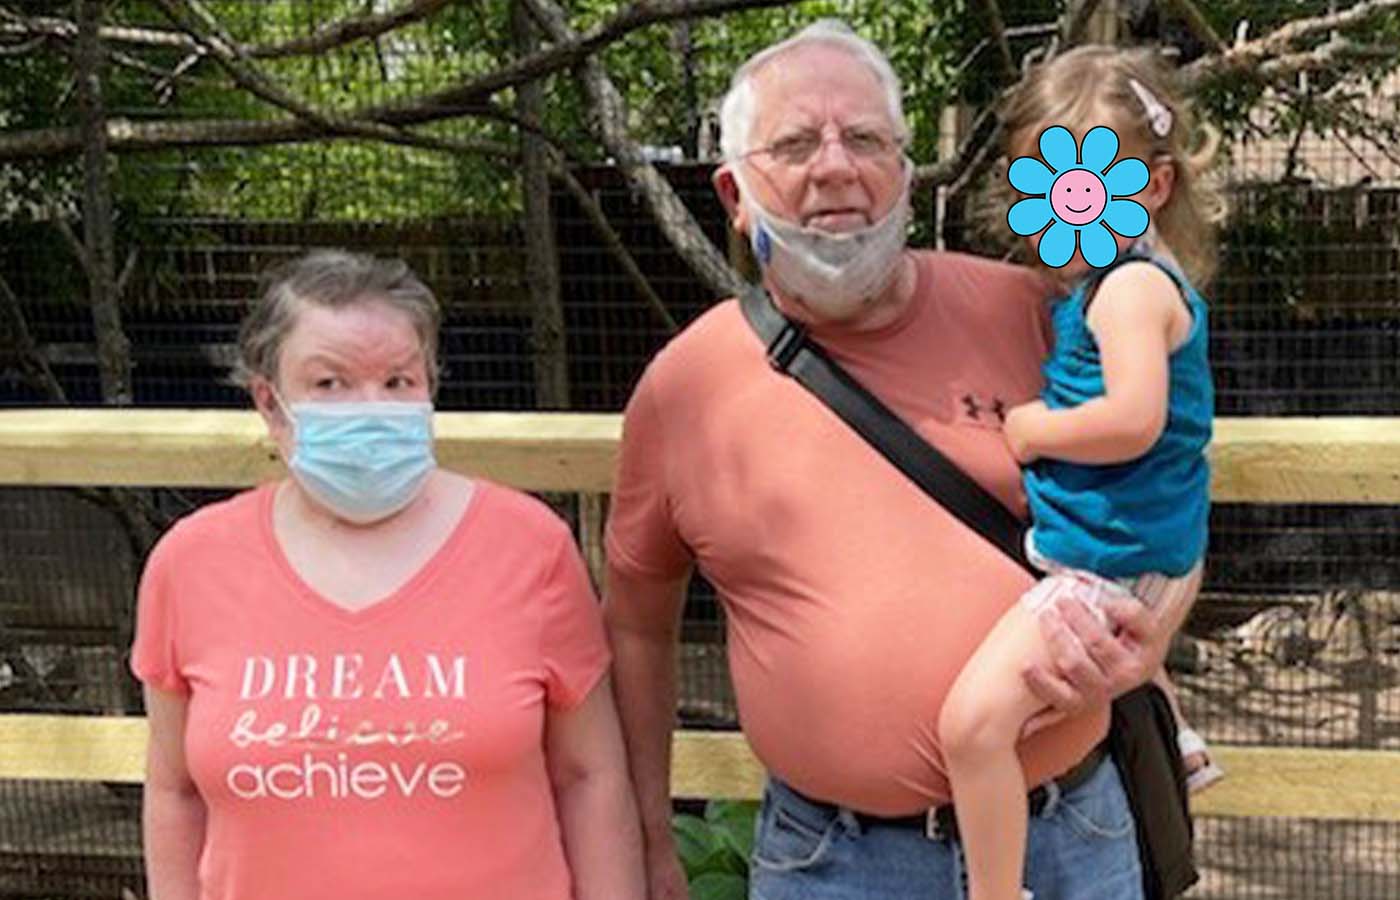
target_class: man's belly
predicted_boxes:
[726,611,1110,814]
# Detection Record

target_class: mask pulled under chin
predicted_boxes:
[279,398,437,525]
[740,164,912,319]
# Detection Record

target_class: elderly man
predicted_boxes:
[604,20,1198,900]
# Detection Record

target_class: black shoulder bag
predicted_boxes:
[739,287,1198,900]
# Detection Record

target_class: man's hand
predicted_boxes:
[1003,400,1047,464]
[1019,592,1172,736]
[646,843,689,900]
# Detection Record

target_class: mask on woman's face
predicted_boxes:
[738,161,913,320]
[273,392,436,525]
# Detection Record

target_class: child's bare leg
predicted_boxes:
[940,601,1056,900]
[1151,668,1187,721]
[1153,667,1224,792]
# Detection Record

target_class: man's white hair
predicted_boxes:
[717,19,908,163]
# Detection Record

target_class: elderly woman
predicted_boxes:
[131,250,645,900]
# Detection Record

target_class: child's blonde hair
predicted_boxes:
[995,45,1226,285]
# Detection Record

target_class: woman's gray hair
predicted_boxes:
[233,249,442,394]
[718,19,908,162]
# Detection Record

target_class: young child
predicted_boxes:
[938,46,1224,900]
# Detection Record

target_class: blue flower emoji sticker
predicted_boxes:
[1007,125,1150,268]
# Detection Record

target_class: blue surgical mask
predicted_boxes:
[736,160,913,320]
[275,394,436,524]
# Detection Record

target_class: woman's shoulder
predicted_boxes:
[162,486,263,541]
[142,486,269,573]
[464,478,574,547]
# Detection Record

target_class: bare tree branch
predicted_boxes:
[0,35,44,56]
[554,160,679,333]
[0,0,449,58]
[369,0,794,124]
[109,46,183,82]
[0,108,518,161]
[152,50,203,104]
[973,0,1017,84]
[512,0,568,410]
[521,0,746,300]
[76,0,133,406]
[915,106,1001,190]
[43,201,92,277]
[1282,81,1312,181]
[1288,81,1400,173]
[13,0,788,114]
[1332,128,1383,179]
[953,22,1058,77]
[0,0,789,163]
[0,10,194,50]
[947,127,1002,200]
[1059,0,1103,45]
[1255,36,1399,83]
[1161,0,1226,56]
[248,0,450,59]
[0,271,67,402]
[115,246,139,297]
[1184,0,1400,88]
[157,0,580,165]
[152,0,500,158]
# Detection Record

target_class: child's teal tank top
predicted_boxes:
[1024,251,1213,578]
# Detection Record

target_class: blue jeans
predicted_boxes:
[749,756,1144,900]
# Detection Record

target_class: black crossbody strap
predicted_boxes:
[738,287,1035,575]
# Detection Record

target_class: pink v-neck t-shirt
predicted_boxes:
[131,480,609,900]
[607,251,1109,814]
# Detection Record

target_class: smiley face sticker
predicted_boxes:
[1049,169,1108,226]
[1006,126,1150,268]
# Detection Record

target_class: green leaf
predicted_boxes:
[704,799,759,863]
[672,813,721,875]
[689,871,748,900]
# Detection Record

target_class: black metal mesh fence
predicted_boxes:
[0,1,1398,897]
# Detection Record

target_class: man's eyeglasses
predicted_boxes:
[743,127,903,167]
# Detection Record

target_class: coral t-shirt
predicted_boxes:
[607,251,1109,814]
[131,480,608,900]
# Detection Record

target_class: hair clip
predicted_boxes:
[1128,77,1173,139]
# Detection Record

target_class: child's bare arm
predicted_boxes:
[1005,263,1189,465]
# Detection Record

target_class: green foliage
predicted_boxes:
[589,1,979,158]
[1189,1,1400,142]
[690,871,749,900]
[1,1,997,222]
[4,1,1397,225]
[673,799,759,894]
[1218,185,1307,309]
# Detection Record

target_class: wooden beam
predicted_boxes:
[0,409,277,488]
[4,716,1395,822]
[0,715,147,783]
[1192,746,1400,821]
[3,410,1400,502]
[670,730,767,800]
[0,409,620,492]
[1209,417,1400,504]
[669,731,1400,823]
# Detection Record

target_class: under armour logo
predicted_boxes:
[961,394,1009,423]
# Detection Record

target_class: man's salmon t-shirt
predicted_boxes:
[131,481,608,900]
[606,251,1110,815]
